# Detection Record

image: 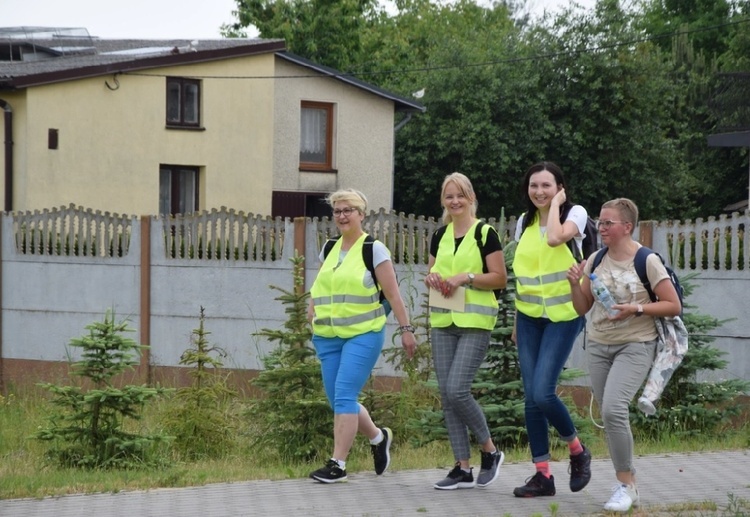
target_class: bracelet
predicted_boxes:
[398,325,416,335]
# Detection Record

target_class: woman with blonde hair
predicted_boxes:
[425,172,507,490]
[307,188,417,483]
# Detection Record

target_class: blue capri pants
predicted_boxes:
[312,328,385,414]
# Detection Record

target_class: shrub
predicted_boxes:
[245,253,332,461]
[162,307,239,459]
[34,310,171,469]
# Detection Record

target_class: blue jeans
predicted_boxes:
[312,329,385,414]
[516,311,585,463]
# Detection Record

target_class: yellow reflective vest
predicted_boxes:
[429,221,498,331]
[310,233,386,338]
[513,214,578,322]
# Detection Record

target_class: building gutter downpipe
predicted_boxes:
[0,100,12,212]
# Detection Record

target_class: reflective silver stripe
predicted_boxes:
[312,293,379,305]
[329,293,380,304]
[541,271,568,283]
[314,306,385,327]
[430,304,497,316]
[516,276,541,287]
[465,303,499,316]
[545,293,572,306]
[516,271,568,285]
[516,293,544,305]
[516,293,571,306]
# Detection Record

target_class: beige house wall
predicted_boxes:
[273,58,396,211]
[7,53,277,215]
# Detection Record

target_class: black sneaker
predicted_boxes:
[569,445,592,492]
[434,463,476,490]
[371,427,392,475]
[477,450,504,487]
[513,472,556,497]
[310,459,347,483]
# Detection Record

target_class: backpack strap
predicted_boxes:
[590,246,608,272]
[322,235,341,260]
[474,221,489,273]
[634,246,656,303]
[560,205,584,263]
[361,235,379,290]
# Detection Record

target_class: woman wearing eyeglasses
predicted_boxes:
[307,188,417,484]
[566,198,681,512]
[511,161,592,499]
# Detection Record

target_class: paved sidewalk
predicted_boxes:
[2,450,748,516]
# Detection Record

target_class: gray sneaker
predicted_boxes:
[434,463,476,490]
[477,450,504,487]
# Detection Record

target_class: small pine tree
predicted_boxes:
[163,306,238,459]
[474,241,527,449]
[35,310,171,469]
[246,252,332,461]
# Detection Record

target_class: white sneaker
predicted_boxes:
[604,483,640,512]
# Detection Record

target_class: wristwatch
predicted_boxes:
[467,273,475,287]
[635,304,644,317]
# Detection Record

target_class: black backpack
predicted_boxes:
[432,221,503,299]
[560,206,600,262]
[590,246,684,316]
[322,234,392,315]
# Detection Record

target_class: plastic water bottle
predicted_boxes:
[590,273,620,317]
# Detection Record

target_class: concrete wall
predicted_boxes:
[1,211,749,392]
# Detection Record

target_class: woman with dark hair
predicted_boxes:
[511,161,592,498]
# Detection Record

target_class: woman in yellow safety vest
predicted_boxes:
[307,188,417,484]
[511,161,592,499]
[424,172,507,490]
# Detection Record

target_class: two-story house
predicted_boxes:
[0,27,425,218]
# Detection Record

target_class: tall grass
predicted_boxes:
[1,390,747,501]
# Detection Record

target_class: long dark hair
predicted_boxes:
[520,161,575,233]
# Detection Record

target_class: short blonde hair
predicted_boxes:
[326,188,368,213]
[602,198,639,226]
[441,172,478,224]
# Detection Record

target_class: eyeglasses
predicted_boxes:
[333,207,359,218]
[596,220,627,229]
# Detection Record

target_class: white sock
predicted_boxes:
[369,429,384,445]
[332,458,346,470]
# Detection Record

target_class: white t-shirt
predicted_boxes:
[514,205,588,255]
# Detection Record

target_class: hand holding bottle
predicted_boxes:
[590,273,620,318]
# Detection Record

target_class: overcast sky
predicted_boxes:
[0,0,596,40]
